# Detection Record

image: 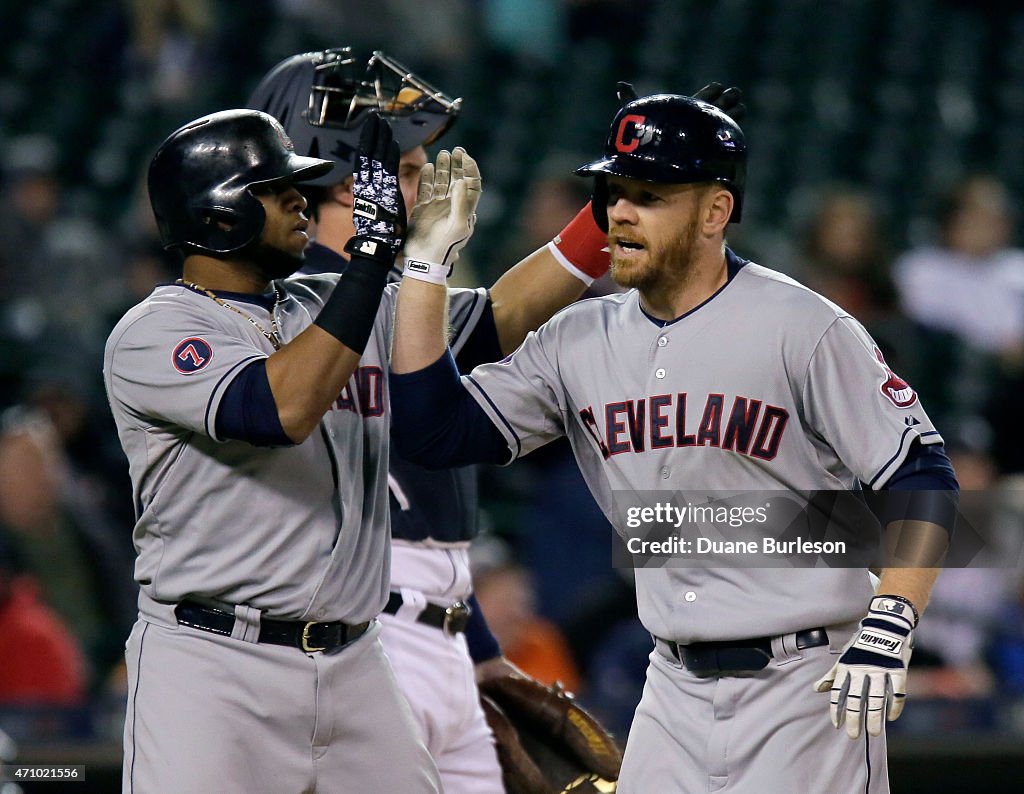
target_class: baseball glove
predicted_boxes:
[479,676,622,794]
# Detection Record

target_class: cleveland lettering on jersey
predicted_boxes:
[334,365,385,417]
[580,392,789,461]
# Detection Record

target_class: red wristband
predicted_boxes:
[549,201,610,282]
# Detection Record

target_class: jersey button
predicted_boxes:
[657,336,668,347]
[660,466,670,479]
[655,368,666,379]
[684,591,697,603]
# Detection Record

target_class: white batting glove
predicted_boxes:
[401,147,482,285]
[813,595,917,739]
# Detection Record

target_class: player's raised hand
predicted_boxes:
[692,82,746,120]
[345,113,406,264]
[813,595,917,739]
[614,79,745,120]
[402,146,482,284]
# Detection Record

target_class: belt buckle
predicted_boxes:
[443,601,471,636]
[301,621,327,652]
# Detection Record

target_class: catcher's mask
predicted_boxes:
[248,47,461,185]
[576,92,747,230]
[147,109,333,254]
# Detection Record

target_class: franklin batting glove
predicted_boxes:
[814,595,917,739]
[401,147,481,285]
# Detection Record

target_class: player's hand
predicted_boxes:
[813,595,917,739]
[692,82,746,120]
[615,79,746,120]
[401,147,481,283]
[345,113,406,265]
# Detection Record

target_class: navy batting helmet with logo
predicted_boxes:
[148,109,334,254]
[576,93,747,228]
[247,47,461,185]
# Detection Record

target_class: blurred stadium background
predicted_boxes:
[1,0,1023,791]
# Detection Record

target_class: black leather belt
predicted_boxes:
[382,592,472,636]
[174,600,370,653]
[659,628,829,674]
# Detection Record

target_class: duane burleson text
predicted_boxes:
[626,537,847,555]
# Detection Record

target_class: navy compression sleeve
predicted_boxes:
[390,350,509,468]
[216,359,292,447]
[880,441,959,537]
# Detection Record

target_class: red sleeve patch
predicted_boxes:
[873,347,917,408]
[172,337,213,374]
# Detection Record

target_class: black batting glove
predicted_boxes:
[615,79,746,120]
[345,113,407,266]
[692,82,746,120]
[616,81,639,103]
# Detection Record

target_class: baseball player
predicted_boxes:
[104,109,450,792]
[388,88,959,793]
[247,48,613,793]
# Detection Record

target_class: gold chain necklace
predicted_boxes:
[177,279,282,350]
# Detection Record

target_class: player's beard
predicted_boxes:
[242,239,305,282]
[610,214,702,293]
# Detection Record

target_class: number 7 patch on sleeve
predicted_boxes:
[173,337,214,374]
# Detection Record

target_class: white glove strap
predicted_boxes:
[402,258,450,286]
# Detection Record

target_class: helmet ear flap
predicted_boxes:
[590,174,609,233]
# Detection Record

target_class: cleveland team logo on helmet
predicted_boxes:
[247,47,461,184]
[577,93,747,226]
[147,109,334,254]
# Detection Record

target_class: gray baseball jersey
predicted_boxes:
[462,259,942,644]
[103,276,487,623]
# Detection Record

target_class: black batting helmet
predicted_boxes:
[576,93,747,227]
[247,47,461,184]
[148,109,334,254]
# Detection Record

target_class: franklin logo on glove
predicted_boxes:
[854,630,904,656]
[353,197,379,219]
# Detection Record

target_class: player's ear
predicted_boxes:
[703,187,734,234]
[332,177,354,208]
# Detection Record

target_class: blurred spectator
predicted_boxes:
[500,156,619,295]
[894,175,1024,471]
[0,134,119,347]
[509,158,593,259]
[793,184,900,324]
[788,183,951,403]
[0,408,136,695]
[0,535,87,706]
[126,0,216,107]
[894,174,1024,364]
[22,366,136,539]
[472,537,581,691]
